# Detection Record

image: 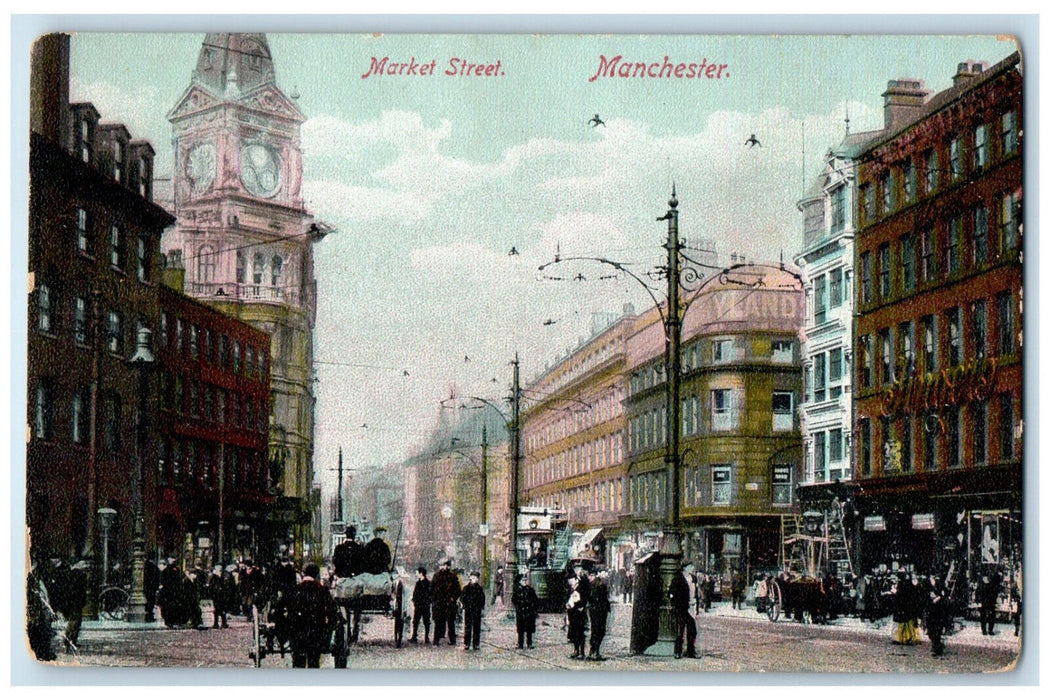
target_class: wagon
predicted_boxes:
[329,571,406,668]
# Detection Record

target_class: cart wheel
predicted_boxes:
[767,582,782,622]
[251,605,263,667]
[351,610,361,644]
[333,620,348,668]
[393,581,405,648]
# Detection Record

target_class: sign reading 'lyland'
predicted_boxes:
[878,357,1000,417]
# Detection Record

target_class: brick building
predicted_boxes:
[852,54,1023,579]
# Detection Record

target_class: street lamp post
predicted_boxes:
[127,326,155,622]
[97,507,117,588]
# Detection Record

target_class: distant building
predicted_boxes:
[163,34,328,561]
[852,54,1023,578]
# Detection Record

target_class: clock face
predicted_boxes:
[240,142,282,198]
[186,142,216,195]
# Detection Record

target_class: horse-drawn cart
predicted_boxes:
[329,571,406,668]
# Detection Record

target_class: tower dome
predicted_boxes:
[193,33,276,97]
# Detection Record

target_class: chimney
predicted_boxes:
[953,60,988,87]
[30,33,70,148]
[882,79,931,130]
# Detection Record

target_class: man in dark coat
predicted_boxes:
[409,566,432,644]
[431,560,461,646]
[622,569,634,604]
[284,562,340,668]
[587,570,611,660]
[565,572,588,659]
[492,566,505,605]
[181,568,204,628]
[208,565,235,628]
[27,562,56,661]
[461,571,485,650]
[669,566,697,659]
[158,561,183,627]
[730,568,746,610]
[275,559,298,600]
[512,574,539,649]
[925,574,950,658]
[59,560,89,650]
[977,569,1001,635]
[144,559,159,622]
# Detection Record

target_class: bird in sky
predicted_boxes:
[361,423,368,429]
[588,114,605,128]
[464,355,470,362]
[508,246,519,256]
[745,134,762,148]
[402,370,410,376]
[543,318,556,326]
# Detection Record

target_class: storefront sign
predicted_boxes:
[864,515,886,531]
[911,513,935,530]
[879,357,999,418]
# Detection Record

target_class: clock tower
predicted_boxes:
[164,33,325,561]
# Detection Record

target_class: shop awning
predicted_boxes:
[571,527,605,559]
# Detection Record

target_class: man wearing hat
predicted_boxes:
[587,570,611,661]
[284,562,340,668]
[409,566,432,644]
[565,571,588,659]
[512,573,539,649]
[461,571,485,651]
[431,559,461,646]
[669,564,697,659]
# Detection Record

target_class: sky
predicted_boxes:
[65,31,1018,503]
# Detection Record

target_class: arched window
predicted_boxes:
[198,245,216,283]
[270,254,283,289]
[236,251,246,284]
[252,253,265,294]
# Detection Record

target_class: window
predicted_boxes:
[270,255,283,289]
[860,184,875,224]
[113,139,123,182]
[110,224,124,269]
[107,311,123,354]
[899,321,914,376]
[949,136,963,181]
[828,348,843,399]
[859,418,872,476]
[772,391,793,431]
[198,246,216,283]
[1000,189,1021,253]
[858,335,872,388]
[712,465,732,505]
[997,292,1014,356]
[878,244,891,299]
[830,428,844,465]
[74,297,88,345]
[772,465,792,505]
[923,149,938,194]
[972,400,987,464]
[830,185,847,233]
[711,389,737,431]
[901,234,915,292]
[860,252,872,303]
[76,208,91,254]
[1002,110,1018,157]
[829,268,843,308]
[899,416,913,474]
[252,253,264,292]
[813,353,826,402]
[771,339,793,363]
[1000,394,1014,460]
[974,204,988,265]
[190,325,199,359]
[923,410,937,471]
[946,406,961,467]
[947,217,961,274]
[104,395,122,451]
[37,283,52,333]
[79,118,92,163]
[946,308,962,367]
[880,171,894,214]
[814,275,827,324]
[713,338,735,363]
[137,234,149,282]
[879,328,893,385]
[814,431,826,481]
[33,378,54,440]
[903,160,916,203]
[236,252,247,284]
[921,315,937,374]
[246,347,254,378]
[920,229,936,283]
[974,124,989,170]
[972,300,986,359]
[72,386,88,444]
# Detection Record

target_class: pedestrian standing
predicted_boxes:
[27,561,56,661]
[892,574,921,645]
[731,568,746,610]
[409,566,432,644]
[208,565,235,629]
[182,567,204,629]
[158,560,183,627]
[462,571,485,651]
[703,572,715,612]
[284,562,340,668]
[431,559,461,646]
[61,560,89,650]
[513,574,539,649]
[622,568,634,604]
[1010,576,1022,637]
[587,570,611,661]
[755,574,770,614]
[492,566,505,605]
[565,573,588,659]
[669,565,697,659]
[925,574,949,658]
[144,559,159,623]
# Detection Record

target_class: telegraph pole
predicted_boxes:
[481,423,488,583]
[510,353,521,572]
[337,447,345,523]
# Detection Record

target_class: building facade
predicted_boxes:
[520,312,634,568]
[852,55,1023,582]
[625,264,806,581]
[163,33,326,560]
[28,34,174,567]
